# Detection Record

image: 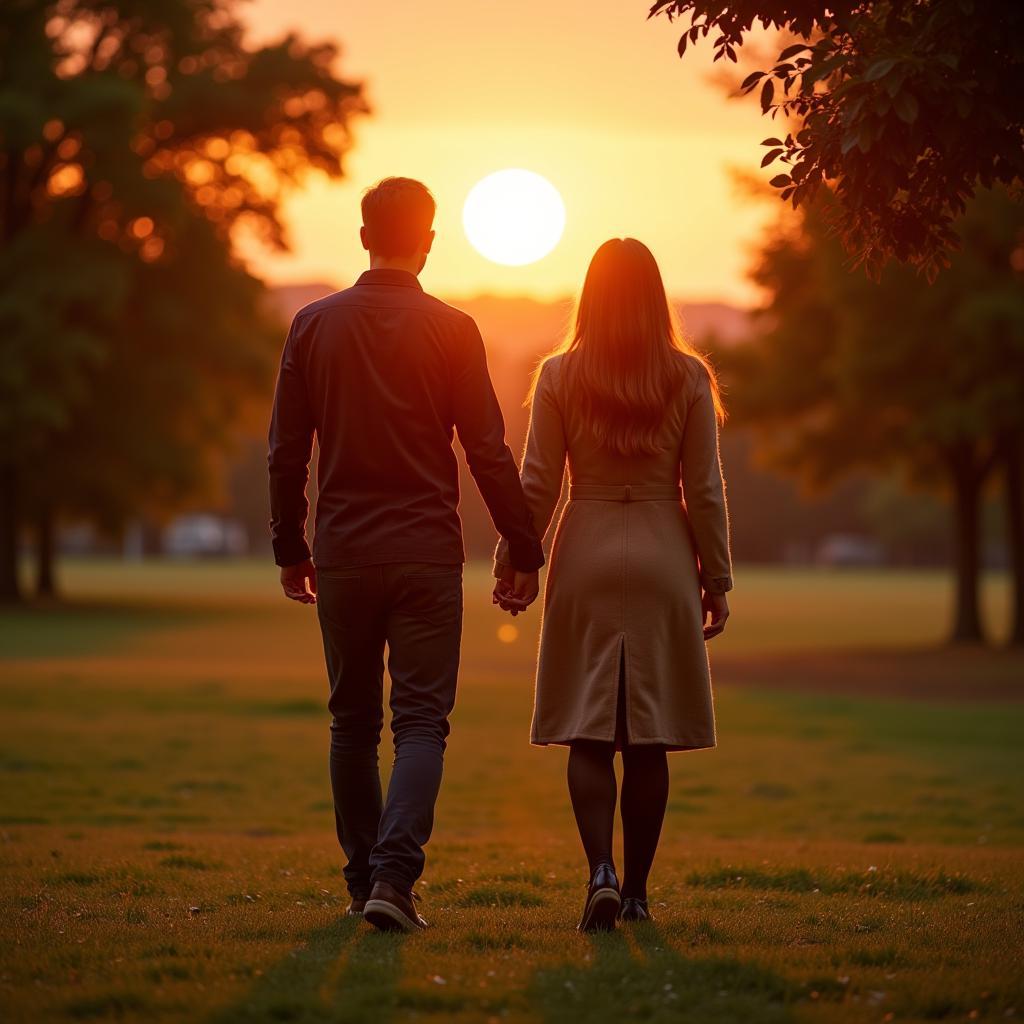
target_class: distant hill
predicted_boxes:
[267,283,752,350]
[265,282,339,325]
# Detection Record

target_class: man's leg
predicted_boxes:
[369,562,463,892]
[316,565,387,903]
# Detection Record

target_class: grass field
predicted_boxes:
[1,560,1022,1023]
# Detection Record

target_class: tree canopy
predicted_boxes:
[726,186,1024,641]
[648,1,1024,279]
[0,0,367,600]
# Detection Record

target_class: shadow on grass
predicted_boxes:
[529,924,795,1024]
[204,917,406,1024]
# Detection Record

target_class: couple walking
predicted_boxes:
[268,177,732,934]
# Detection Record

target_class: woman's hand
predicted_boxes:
[702,590,729,640]
[493,570,540,616]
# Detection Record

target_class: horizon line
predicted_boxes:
[267,277,754,311]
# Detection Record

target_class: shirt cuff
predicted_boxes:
[507,537,545,574]
[273,535,312,568]
[700,572,733,594]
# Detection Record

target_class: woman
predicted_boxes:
[494,238,733,932]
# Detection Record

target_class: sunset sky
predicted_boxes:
[246,1,778,305]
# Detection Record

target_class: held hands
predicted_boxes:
[492,569,539,617]
[280,558,317,604]
[702,589,729,640]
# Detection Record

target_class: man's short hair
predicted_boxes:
[361,177,436,257]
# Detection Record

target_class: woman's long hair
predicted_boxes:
[533,238,724,456]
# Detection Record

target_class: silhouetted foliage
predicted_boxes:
[648,1,1024,280]
[0,0,367,600]
[727,187,1024,643]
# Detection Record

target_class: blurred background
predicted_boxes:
[2,1,1021,653]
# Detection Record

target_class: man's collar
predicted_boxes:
[355,268,423,291]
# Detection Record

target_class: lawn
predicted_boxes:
[1,560,1022,1023]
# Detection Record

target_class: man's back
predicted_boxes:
[268,267,543,573]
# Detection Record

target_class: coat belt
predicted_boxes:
[568,484,682,502]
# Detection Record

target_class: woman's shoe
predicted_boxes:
[577,863,621,932]
[618,897,653,923]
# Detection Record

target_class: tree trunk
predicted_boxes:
[948,451,986,645]
[35,505,57,599]
[1004,434,1024,647]
[0,464,22,604]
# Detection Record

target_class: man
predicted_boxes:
[268,177,542,933]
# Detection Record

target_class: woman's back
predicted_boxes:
[546,351,696,489]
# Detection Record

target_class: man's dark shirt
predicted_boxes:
[268,268,545,573]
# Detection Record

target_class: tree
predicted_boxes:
[730,187,1024,645]
[647,1,1024,279]
[22,216,279,593]
[1005,436,1024,645]
[0,0,367,601]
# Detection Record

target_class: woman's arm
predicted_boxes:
[680,364,733,595]
[494,358,568,578]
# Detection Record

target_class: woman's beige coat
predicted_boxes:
[495,352,733,752]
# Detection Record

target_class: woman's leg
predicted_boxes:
[567,740,617,873]
[620,742,669,900]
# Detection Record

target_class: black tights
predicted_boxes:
[566,655,670,900]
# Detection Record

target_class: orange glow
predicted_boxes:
[185,159,216,185]
[243,0,777,305]
[139,236,165,262]
[463,170,566,267]
[205,138,231,160]
[497,624,519,644]
[57,136,81,160]
[47,163,84,197]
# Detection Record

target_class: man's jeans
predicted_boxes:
[315,562,462,897]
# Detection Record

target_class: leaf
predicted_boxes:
[893,90,919,124]
[864,58,897,82]
[741,70,766,91]
[761,148,783,167]
[760,78,775,112]
[769,174,791,188]
[761,137,783,146]
[857,120,874,153]
[845,94,868,121]
[779,43,809,60]
[677,34,688,56]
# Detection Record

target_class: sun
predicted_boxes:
[463,169,566,266]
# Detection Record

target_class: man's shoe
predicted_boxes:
[618,897,652,923]
[345,897,367,916]
[577,863,621,932]
[363,881,427,933]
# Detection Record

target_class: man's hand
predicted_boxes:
[280,558,317,604]
[702,590,729,640]
[492,570,540,617]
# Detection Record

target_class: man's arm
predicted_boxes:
[452,319,544,573]
[268,315,316,573]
